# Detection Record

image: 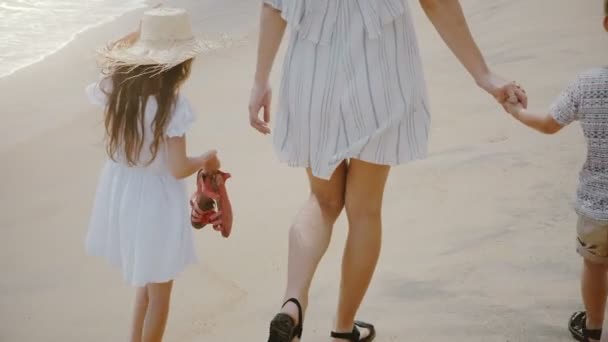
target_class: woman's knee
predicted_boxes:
[310,191,345,219]
[307,163,347,220]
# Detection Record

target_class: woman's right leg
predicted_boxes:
[142,281,173,342]
[277,162,348,339]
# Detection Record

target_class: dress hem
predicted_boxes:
[274,149,428,180]
[87,250,198,287]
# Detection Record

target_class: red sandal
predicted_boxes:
[213,171,233,238]
[190,170,233,238]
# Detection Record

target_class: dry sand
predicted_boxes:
[1,0,606,341]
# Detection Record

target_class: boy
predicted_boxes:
[504,2,608,341]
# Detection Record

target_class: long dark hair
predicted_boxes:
[102,59,193,166]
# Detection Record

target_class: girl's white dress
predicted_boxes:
[85,79,197,287]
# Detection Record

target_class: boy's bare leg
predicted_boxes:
[582,259,608,341]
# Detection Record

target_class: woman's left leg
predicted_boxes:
[333,159,390,340]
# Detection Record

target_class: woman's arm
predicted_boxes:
[249,4,287,134]
[166,136,220,179]
[254,4,287,85]
[420,0,526,106]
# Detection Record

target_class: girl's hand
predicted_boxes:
[200,150,220,173]
[112,21,141,48]
[248,82,272,135]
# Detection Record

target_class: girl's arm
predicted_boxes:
[504,103,563,135]
[248,3,287,134]
[420,0,526,106]
[166,136,220,179]
[110,21,141,49]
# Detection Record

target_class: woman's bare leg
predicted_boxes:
[142,281,173,342]
[333,159,390,340]
[130,286,149,342]
[279,162,348,339]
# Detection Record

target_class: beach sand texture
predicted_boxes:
[1,0,606,341]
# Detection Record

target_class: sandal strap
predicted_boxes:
[282,298,303,338]
[584,327,602,341]
[331,326,360,341]
[571,311,603,341]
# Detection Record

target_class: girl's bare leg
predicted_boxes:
[142,281,173,342]
[130,286,149,342]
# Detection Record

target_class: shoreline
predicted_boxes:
[0,8,147,152]
[0,0,256,153]
[0,1,147,79]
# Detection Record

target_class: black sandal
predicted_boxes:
[569,311,602,342]
[331,321,376,341]
[268,298,303,342]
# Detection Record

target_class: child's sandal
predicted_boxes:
[331,321,376,342]
[190,170,220,229]
[569,311,602,342]
[268,298,303,342]
[213,171,233,238]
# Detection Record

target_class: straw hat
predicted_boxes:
[98,7,204,72]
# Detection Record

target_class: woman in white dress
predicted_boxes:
[248,0,526,341]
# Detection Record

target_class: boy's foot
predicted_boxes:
[569,311,602,342]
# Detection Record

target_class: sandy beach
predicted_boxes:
[1,0,606,341]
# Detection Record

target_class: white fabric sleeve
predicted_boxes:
[85,76,111,107]
[264,0,283,11]
[166,96,197,137]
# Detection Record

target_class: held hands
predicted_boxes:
[477,72,528,109]
[503,101,524,118]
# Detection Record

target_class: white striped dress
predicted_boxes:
[265,0,430,180]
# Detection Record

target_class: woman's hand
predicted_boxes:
[476,72,527,108]
[248,82,272,134]
[249,4,286,135]
[420,1,527,109]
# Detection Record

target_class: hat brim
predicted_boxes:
[97,38,207,72]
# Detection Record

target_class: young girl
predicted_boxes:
[85,8,221,341]
[504,3,608,341]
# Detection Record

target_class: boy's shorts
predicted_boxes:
[577,215,608,264]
